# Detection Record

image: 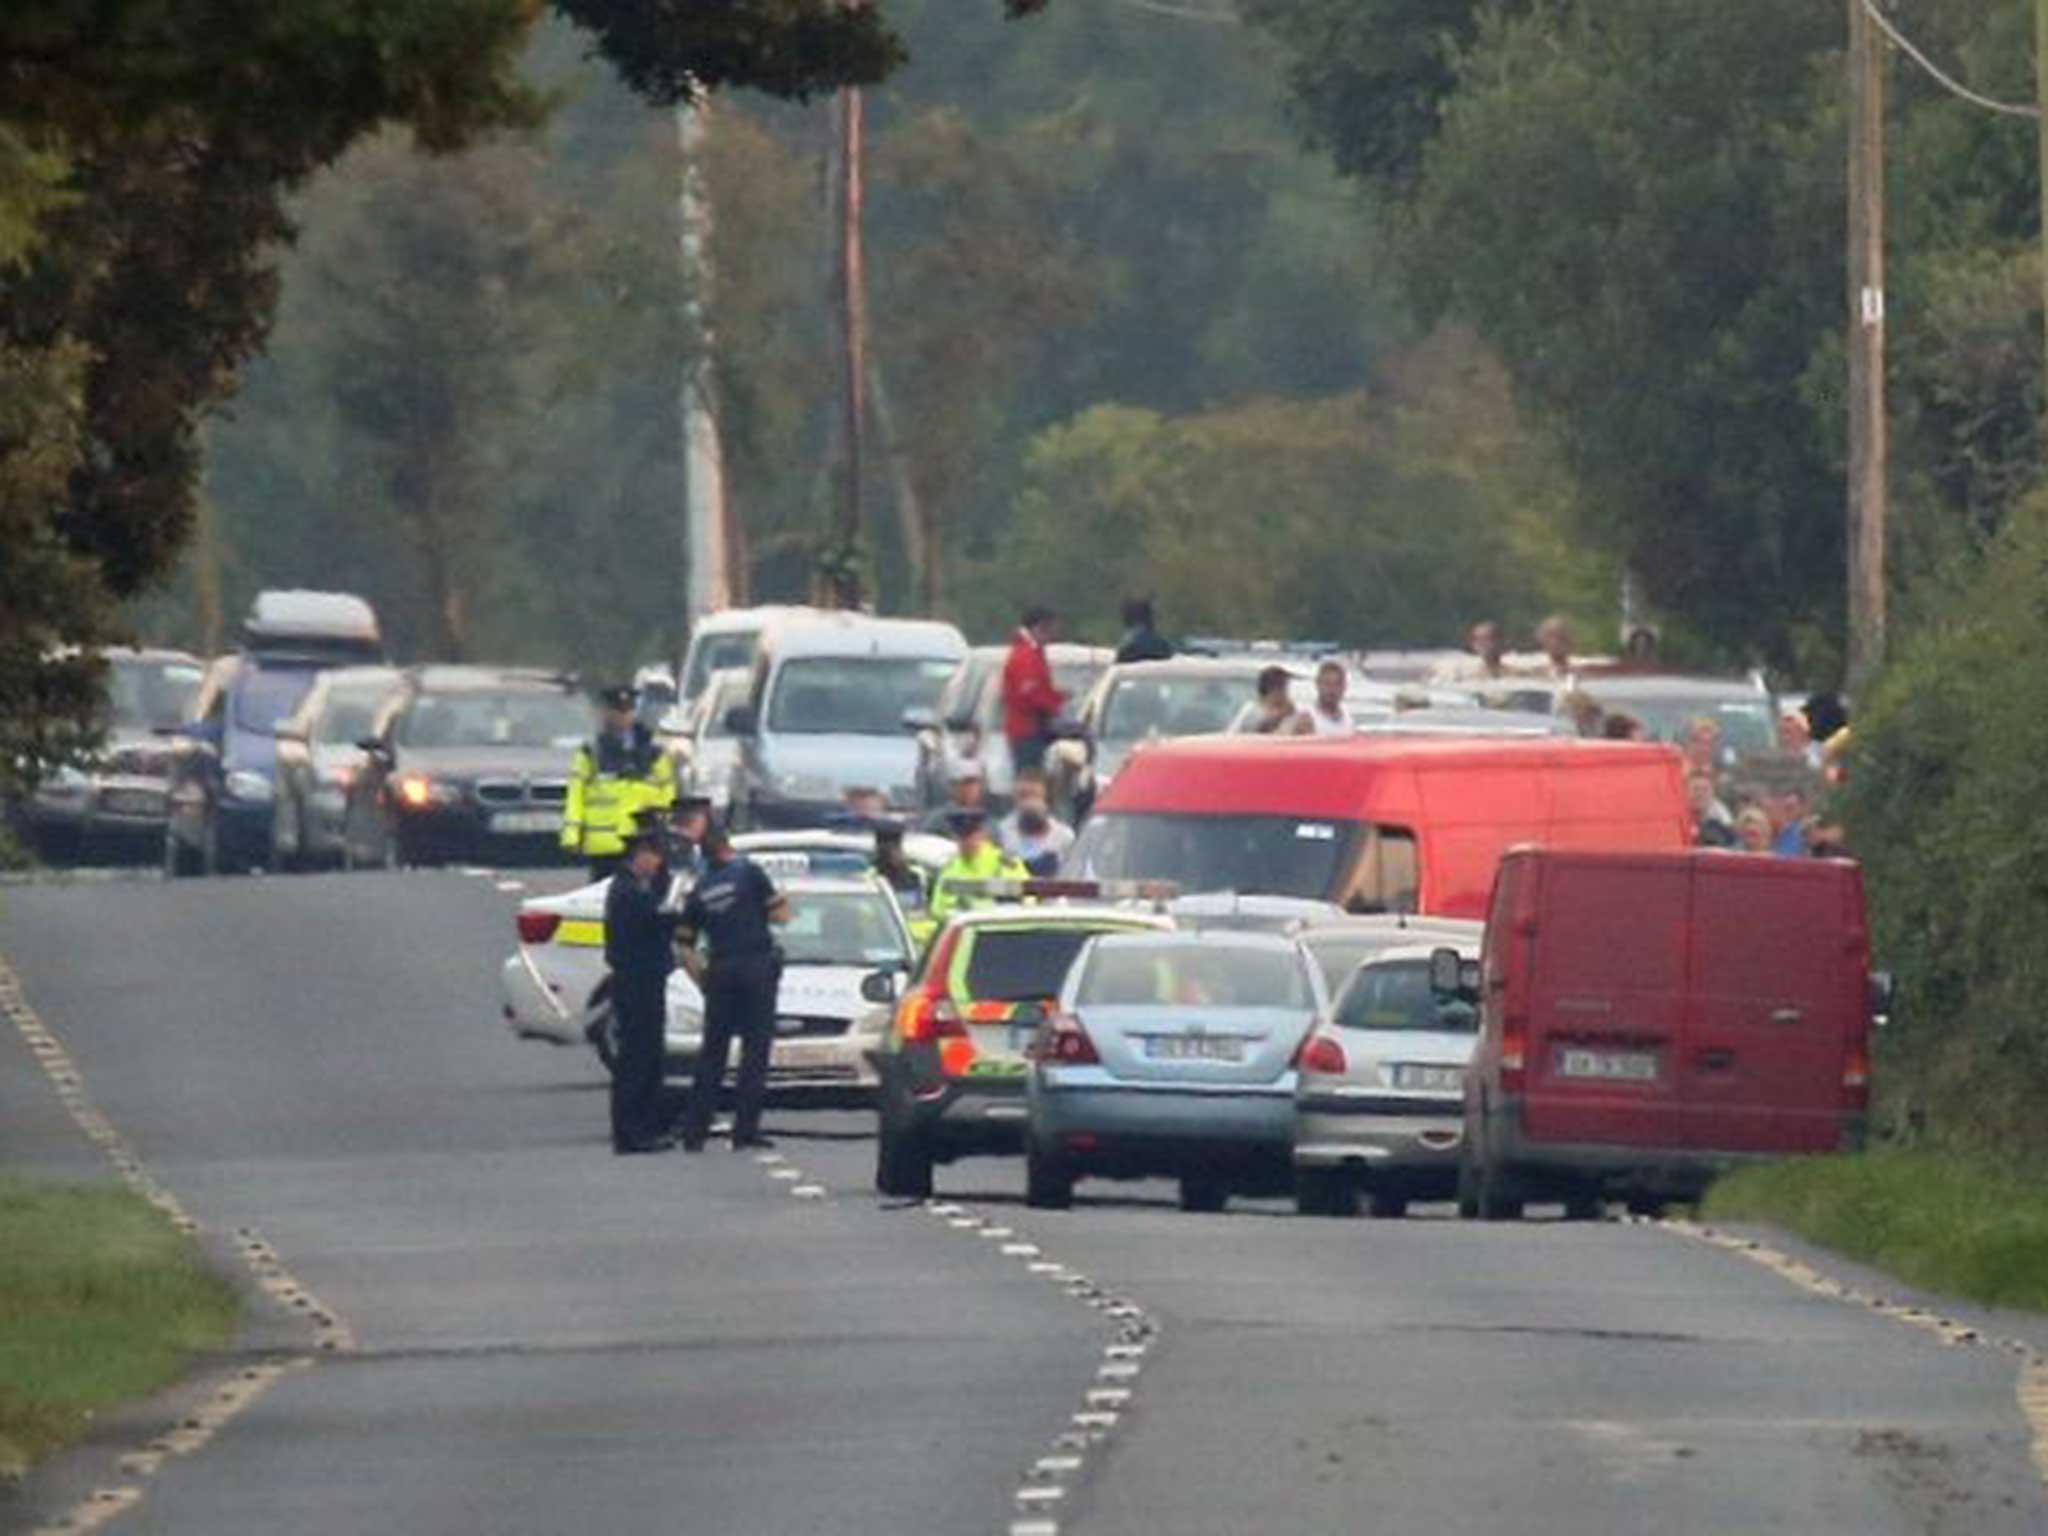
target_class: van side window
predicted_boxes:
[1341,825,1418,914]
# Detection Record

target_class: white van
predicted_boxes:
[677,605,829,708]
[727,614,968,828]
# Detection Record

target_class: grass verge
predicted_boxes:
[0,1177,237,1482]
[1703,1151,2048,1314]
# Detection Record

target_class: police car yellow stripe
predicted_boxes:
[557,919,607,948]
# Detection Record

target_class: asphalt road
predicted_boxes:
[2,869,2043,1534]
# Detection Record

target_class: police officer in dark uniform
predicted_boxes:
[664,794,714,884]
[604,822,680,1155]
[676,820,789,1151]
[870,818,928,914]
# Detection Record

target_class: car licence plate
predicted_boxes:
[100,788,164,817]
[491,811,561,835]
[1145,1035,1244,1063]
[1556,1048,1658,1082]
[1391,1063,1464,1094]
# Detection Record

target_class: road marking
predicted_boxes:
[1662,1218,2048,1497]
[1,955,352,1535]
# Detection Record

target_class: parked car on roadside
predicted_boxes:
[1023,929,1328,1212]
[1461,847,1879,1221]
[346,666,589,868]
[269,666,405,870]
[18,647,203,863]
[1293,938,1483,1218]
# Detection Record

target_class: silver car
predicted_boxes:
[1024,930,1328,1212]
[1294,916,1487,998]
[1293,939,1483,1218]
[22,648,203,861]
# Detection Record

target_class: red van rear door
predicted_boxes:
[1521,856,1688,1148]
[1684,858,1859,1154]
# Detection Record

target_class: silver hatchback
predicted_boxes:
[1293,939,1483,1217]
[1025,930,1327,1212]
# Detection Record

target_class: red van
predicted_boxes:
[1069,736,1691,917]
[1461,848,1874,1219]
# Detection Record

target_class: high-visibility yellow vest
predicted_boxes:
[561,728,675,858]
[929,843,1029,924]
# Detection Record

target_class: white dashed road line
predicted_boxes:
[1,955,356,1535]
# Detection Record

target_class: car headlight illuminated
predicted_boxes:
[224,769,273,802]
[395,773,459,810]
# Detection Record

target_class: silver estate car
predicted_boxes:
[1293,937,1484,1218]
[1024,930,1328,1213]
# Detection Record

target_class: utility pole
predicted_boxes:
[677,96,733,637]
[1844,0,1888,691]
[826,74,869,612]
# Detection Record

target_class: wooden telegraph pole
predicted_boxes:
[1844,0,1888,691]
[2037,0,2048,391]
[827,72,869,611]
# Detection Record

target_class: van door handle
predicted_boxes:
[1770,1008,1803,1025]
[1697,1049,1736,1072]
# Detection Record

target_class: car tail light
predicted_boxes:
[1500,1010,1529,1094]
[516,911,561,945]
[1842,1034,1870,1112]
[1298,1035,1347,1076]
[897,928,966,1045]
[1035,1011,1099,1066]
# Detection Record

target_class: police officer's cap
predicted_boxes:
[946,807,990,836]
[672,793,714,819]
[872,816,907,842]
[598,684,636,710]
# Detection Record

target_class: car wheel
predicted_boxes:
[198,814,221,877]
[877,1118,937,1200]
[1562,1189,1604,1222]
[1024,1140,1073,1211]
[1455,1156,1481,1220]
[1367,1189,1410,1220]
[1294,1166,1357,1218]
[1178,1175,1227,1215]
[1624,1196,1668,1220]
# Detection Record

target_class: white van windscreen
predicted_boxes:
[766,658,957,735]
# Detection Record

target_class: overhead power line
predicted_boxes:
[1860,0,2039,119]
[1109,0,1239,23]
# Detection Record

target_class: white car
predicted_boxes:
[1292,936,1484,1218]
[497,829,954,1070]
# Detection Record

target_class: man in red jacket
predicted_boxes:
[1001,605,1066,775]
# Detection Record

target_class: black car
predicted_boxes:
[347,666,592,867]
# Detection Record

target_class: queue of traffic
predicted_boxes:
[488,600,1876,1218]
[14,593,1876,1218]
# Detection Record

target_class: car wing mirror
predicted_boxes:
[859,970,900,1005]
[355,735,392,758]
[1429,947,1464,997]
[724,704,758,737]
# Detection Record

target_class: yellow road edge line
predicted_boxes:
[0,954,356,1535]
[1658,1217,2048,1498]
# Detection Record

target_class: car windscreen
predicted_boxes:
[233,665,318,734]
[398,690,587,749]
[776,891,908,967]
[1598,694,1775,755]
[1098,674,1253,742]
[319,686,395,745]
[684,631,759,700]
[1067,812,1360,901]
[766,657,959,735]
[1333,958,1477,1032]
[964,927,1106,1001]
[107,658,203,731]
[1078,941,1312,1010]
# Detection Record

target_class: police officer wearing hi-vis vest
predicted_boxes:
[676,820,790,1151]
[562,685,675,883]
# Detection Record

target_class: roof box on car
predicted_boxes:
[243,590,383,662]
